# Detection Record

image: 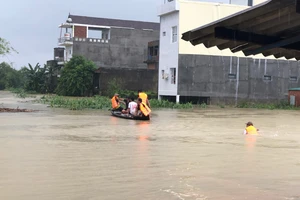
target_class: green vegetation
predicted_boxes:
[149,99,193,109]
[23,63,48,93]
[56,56,97,96]
[39,95,111,110]
[0,62,24,90]
[237,101,299,110]
[38,95,194,110]
[0,37,17,56]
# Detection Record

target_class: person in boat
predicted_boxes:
[111,93,125,112]
[135,98,151,120]
[124,97,138,115]
[244,122,259,135]
[123,97,130,111]
[138,89,151,108]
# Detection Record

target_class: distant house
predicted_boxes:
[54,14,160,95]
[57,14,160,69]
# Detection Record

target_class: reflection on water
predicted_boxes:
[1,91,300,200]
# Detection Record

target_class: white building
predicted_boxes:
[157,0,297,104]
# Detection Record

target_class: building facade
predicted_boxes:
[58,14,160,69]
[158,0,300,104]
[56,14,160,95]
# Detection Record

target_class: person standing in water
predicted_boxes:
[244,122,259,135]
[138,89,151,108]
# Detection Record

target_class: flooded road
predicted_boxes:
[1,91,300,200]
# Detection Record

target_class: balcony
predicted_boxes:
[144,55,159,64]
[58,37,73,46]
[157,0,179,16]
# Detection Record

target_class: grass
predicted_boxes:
[237,100,299,110]
[149,99,193,109]
[38,95,111,110]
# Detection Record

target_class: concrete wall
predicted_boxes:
[159,11,179,97]
[96,68,158,96]
[178,54,300,104]
[73,27,159,69]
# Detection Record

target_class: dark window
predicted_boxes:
[170,68,176,84]
[228,73,236,80]
[289,76,298,82]
[263,75,272,81]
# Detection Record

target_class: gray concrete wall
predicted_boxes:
[73,28,159,69]
[178,54,300,104]
[96,68,158,96]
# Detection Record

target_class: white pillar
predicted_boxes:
[158,95,162,100]
[176,95,180,103]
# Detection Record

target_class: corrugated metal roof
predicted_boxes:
[69,14,160,31]
[182,0,300,60]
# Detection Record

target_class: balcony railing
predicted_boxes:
[144,55,159,63]
[58,37,73,46]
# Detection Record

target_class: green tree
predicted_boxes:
[44,61,61,93]
[0,62,23,90]
[56,56,97,96]
[23,63,47,93]
[0,37,17,56]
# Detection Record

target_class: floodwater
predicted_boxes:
[1,91,300,200]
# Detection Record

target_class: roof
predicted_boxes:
[69,14,160,31]
[182,0,300,60]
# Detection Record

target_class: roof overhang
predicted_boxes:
[182,0,300,60]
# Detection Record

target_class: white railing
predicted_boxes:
[157,0,179,16]
[58,37,73,44]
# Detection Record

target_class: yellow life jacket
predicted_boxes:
[140,102,151,116]
[139,92,148,104]
[111,96,119,109]
[246,126,258,135]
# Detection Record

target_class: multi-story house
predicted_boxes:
[56,14,160,95]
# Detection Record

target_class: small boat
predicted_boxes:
[111,110,150,121]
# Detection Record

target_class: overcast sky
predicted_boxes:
[1,0,230,69]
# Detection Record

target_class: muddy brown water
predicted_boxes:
[1,91,300,200]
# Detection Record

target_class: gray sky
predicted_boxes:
[0,0,229,69]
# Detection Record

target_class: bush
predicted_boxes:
[56,56,97,96]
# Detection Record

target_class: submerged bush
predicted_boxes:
[39,95,111,110]
[237,100,299,110]
[149,99,193,109]
[39,95,194,110]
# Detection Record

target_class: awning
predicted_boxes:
[182,0,300,60]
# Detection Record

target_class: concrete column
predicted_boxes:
[176,95,180,103]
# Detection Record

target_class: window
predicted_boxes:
[172,26,177,43]
[88,27,110,39]
[154,46,159,56]
[228,73,236,80]
[289,76,298,82]
[162,31,166,36]
[162,70,165,79]
[263,75,272,81]
[170,68,176,84]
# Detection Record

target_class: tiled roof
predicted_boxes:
[69,14,160,31]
